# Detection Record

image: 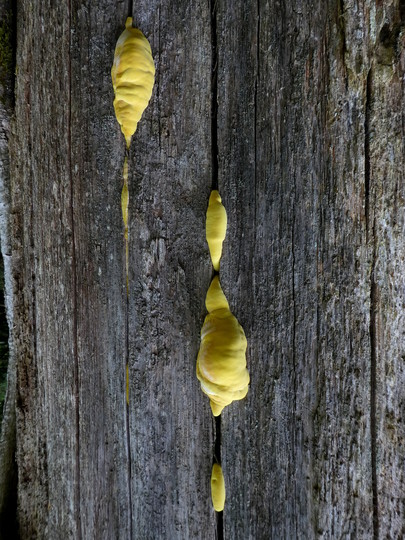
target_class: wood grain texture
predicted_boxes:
[3,0,405,538]
[218,0,404,538]
[11,1,129,537]
[127,1,215,538]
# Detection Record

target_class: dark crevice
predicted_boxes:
[124,146,133,539]
[370,240,378,540]
[214,415,223,540]
[254,0,260,232]
[364,69,372,238]
[211,3,222,538]
[210,0,218,191]
[67,3,82,539]
[128,0,133,18]
[338,0,347,67]
[0,0,16,111]
[365,67,379,540]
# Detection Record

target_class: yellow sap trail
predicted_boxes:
[122,155,130,405]
[122,155,129,292]
[112,17,155,409]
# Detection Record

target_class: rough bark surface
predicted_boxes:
[0,0,403,539]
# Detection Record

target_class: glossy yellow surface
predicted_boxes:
[197,276,249,416]
[211,464,226,512]
[206,190,227,271]
[111,17,155,147]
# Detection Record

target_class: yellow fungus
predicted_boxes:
[111,17,155,147]
[206,190,227,271]
[211,464,226,512]
[197,276,249,416]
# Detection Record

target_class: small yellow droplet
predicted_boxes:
[211,464,225,512]
[206,190,227,271]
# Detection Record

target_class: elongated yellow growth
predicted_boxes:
[111,17,155,147]
[122,156,129,287]
[112,19,154,405]
[211,464,226,512]
[206,190,227,271]
[197,276,249,416]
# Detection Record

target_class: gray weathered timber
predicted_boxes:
[1,0,405,538]
[370,8,405,536]
[10,1,129,537]
[127,1,215,538]
[219,1,405,539]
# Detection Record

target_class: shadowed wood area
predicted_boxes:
[0,0,404,538]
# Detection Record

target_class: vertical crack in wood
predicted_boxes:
[125,189,133,539]
[338,0,347,74]
[254,0,260,233]
[211,1,223,537]
[67,3,82,538]
[364,69,371,239]
[365,67,379,540]
[291,187,298,536]
[214,415,223,540]
[210,0,218,191]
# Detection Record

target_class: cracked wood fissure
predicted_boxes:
[67,1,82,537]
[210,1,224,537]
[365,66,379,540]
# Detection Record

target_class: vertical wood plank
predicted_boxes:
[127,1,215,537]
[12,1,130,537]
[218,0,374,537]
[70,3,131,538]
[370,2,405,536]
[12,1,78,536]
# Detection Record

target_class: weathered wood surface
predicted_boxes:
[219,1,405,538]
[127,2,215,539]
[0,0,404,538]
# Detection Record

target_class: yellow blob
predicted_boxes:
[197,276,249,416]
[206,190,227,271]
[211,464,226,512]
[112,17,155,147]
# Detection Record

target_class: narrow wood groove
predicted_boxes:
[67,3,82,538]
[211,1,222,537]
[125,155,133,538]
[214,416,223,540]
[254,0,260,230]
[365,67,379,540]
[210,0,219,192]
[364,69,372,238]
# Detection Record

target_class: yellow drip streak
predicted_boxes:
[122,156,129,293]
[112,17,155,408]
[122,156,130,406]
